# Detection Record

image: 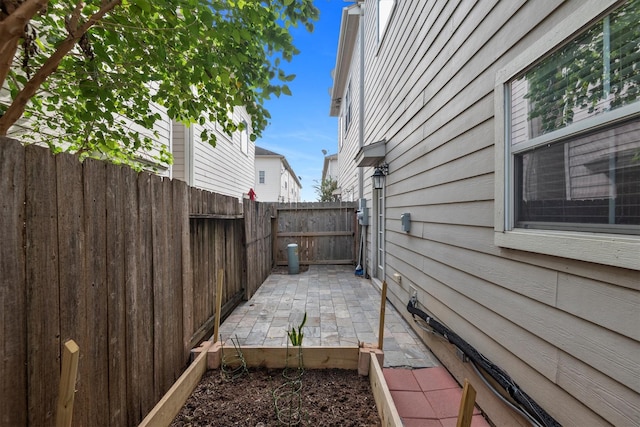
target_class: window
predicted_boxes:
[259,170,265,184]
[495,0,639,269]
[378,0,395,43]
[344,81,352,135]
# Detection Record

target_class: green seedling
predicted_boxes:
[287,312,307,347]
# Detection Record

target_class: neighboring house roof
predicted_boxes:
[322,153,338,182]
[255,146,302,188]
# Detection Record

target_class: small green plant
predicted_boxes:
[287,312,307,347]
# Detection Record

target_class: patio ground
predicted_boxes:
[220,264,437,367]
[219,264,490,426]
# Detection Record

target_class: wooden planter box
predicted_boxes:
[139,342,402,427]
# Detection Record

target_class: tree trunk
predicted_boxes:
[0,0,121,135]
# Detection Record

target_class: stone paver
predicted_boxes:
[218,264,439,368]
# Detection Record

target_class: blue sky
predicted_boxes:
[256,0,345,202]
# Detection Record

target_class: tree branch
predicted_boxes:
[0,0,121,135]
[0,0,49,89]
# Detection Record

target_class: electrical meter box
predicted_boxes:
[401,213,411,232]
[357,198,368,226]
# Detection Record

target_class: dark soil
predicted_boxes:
[171,368,381,426]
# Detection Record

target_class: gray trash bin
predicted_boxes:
[287,243,299,275]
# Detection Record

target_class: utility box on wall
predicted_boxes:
[401,213,411,232]
[357,198,368,226]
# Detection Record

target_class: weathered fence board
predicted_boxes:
[56,153,86,426]
[106,164,127,427]
[0,139,27,427]
[244,200,276,299]
[0,139,273,427]
[85,159,110,426]
[275,202,358,265]
[25,144,61,427]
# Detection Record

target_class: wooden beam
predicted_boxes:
[187,289,244,349]
[275,259,354,266]
[378,281,388,350]
[276,205,357,211]
[277,231,354,237]
[369,352,403,427]
[56,340,80,427]
[213,269,224,343]
[206,345,360,370]
[358,346,384,376]
[457,379,477,427]
[188,213,243,219]
[139,341,212,427]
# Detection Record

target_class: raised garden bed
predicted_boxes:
[139,342,402,426]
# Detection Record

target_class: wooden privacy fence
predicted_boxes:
[243,200,277,299]
[275,202,358,265]
[0,138,273,426]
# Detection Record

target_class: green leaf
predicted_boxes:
[0,0,320,165]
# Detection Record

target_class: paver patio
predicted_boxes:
[219,264,438,368]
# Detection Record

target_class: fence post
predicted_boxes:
[56,339,80,427]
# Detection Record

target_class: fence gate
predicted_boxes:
[275,202,358,265]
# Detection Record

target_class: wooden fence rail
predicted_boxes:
[0,138,272,426]
[275,202,358,265]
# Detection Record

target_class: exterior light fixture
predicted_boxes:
[372,163,389,190]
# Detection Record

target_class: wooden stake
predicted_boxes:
[55,339,80,427]
[213,269,224,343]
[457,379,477,427]
[139,341,212,427]
[378,280,387,350]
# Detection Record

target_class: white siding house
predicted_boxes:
[331,1,640,426]
[171,107,255,200]
[5,98,174,177]
[254,146,302,202]
[322,153,338,182]
[330,5,363,205]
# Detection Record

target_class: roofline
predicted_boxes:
[329,4,361,117]
[256,148,302,188]
[322,153,338,181]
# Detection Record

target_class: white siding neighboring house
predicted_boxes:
[4,96,174,177]
[321,153,338,182]
[331,1,640,427]
[4,79,255,199]
[254,146,302,202]
[172,107,255,200]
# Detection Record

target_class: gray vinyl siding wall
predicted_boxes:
[360,1,639,426]
[338,59,362,203]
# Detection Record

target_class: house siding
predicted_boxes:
[171,120,186,181]
[173,107,254,200]
[336,1,639,426]
[254,157,282,202]
[254,155,302,202]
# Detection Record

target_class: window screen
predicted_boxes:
[509,1,640,234]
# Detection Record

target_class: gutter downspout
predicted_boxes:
[357,2,367,278]
[358,2,365,200]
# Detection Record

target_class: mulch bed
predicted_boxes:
[171,368,381,426]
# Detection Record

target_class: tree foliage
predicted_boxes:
[314,177,338,202]
[523,0,639,135]
[0,0,318,166]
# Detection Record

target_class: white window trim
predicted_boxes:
[494,0,639,271]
